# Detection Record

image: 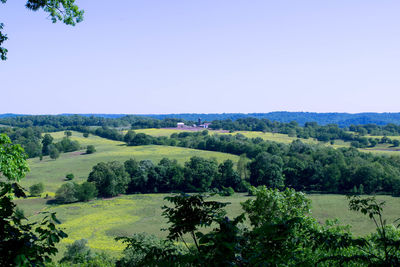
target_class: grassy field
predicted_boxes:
[14,130,400,258]
[15,193,400,257]
[220,131,320,145]
[22,131,238,193]
[131,128,400,154]
[129,128,320,145]
[129,128,358,150]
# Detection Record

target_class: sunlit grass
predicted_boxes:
[22,131,238,193]
[14,130,400,257]
[16,193,400,256]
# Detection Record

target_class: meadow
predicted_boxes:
[14,130,400,258]
[129,128,320,144]
[22,131,239,193]
[132,128,400,154]
[15,193,400,257]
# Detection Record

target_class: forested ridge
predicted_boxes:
[5,112,400,126]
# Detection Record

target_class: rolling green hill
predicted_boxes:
[131,128,400,154]
[22,131,239,194]
[14,130,400,258]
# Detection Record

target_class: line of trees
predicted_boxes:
[0,115,194,130]
[5,114,400,139]
[210,117,400,144]
[54,157,245,204]
[124,130,400,196]
[4,115,400,150]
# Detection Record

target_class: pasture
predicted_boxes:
[16,193,400,257]
[130,128,400,154]
[22,131,239,193]
[130,128,319,144]
[14,130,400,258]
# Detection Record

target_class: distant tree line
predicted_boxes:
[6,112,400,126]
[125,111,400,126]
[210,117,400,143]
[0,115,193,130]
[4,114,400,144]
[123,130,400,196]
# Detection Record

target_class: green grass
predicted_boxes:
[131,128,192,137]
[309,194,400,236]
[129,128,400,155]
[219,131,320,145]
[128,128,319,144]
[22,131,238,194]
[15,193,400,256]
[14,130,400,257]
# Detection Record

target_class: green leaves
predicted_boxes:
[162,194,228,243]
[348,195,386,218]
[242,186,311,227]
[0,134,29,185]
[0,23,8,60]
[0,134,66,265]
[25,0,84,25]
[116,233,184,266]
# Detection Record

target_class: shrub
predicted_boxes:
[64,131,72,137]
[29,183,44,197]
[393,140,400,147]
[75,182,98,202]
[86,145,96,154]
[56,137,80,152]
[55,182,78,204]
[60,239,92,264]
[66,173,74,180]
[83,132,89,138]
[218,186,235,196]
[48,144,60,160]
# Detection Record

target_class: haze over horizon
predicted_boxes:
[3,111,400,116]
[1,1,400,114]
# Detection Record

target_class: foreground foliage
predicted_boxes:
[0,134,66,266]
[116,188,400,266]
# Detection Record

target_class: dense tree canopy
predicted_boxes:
[88,161,129,197]
[183,157,219,192]
[121,130,400,195]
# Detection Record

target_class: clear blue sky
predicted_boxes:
[1,0,400,114]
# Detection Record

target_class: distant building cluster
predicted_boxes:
[176,118,211,129]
